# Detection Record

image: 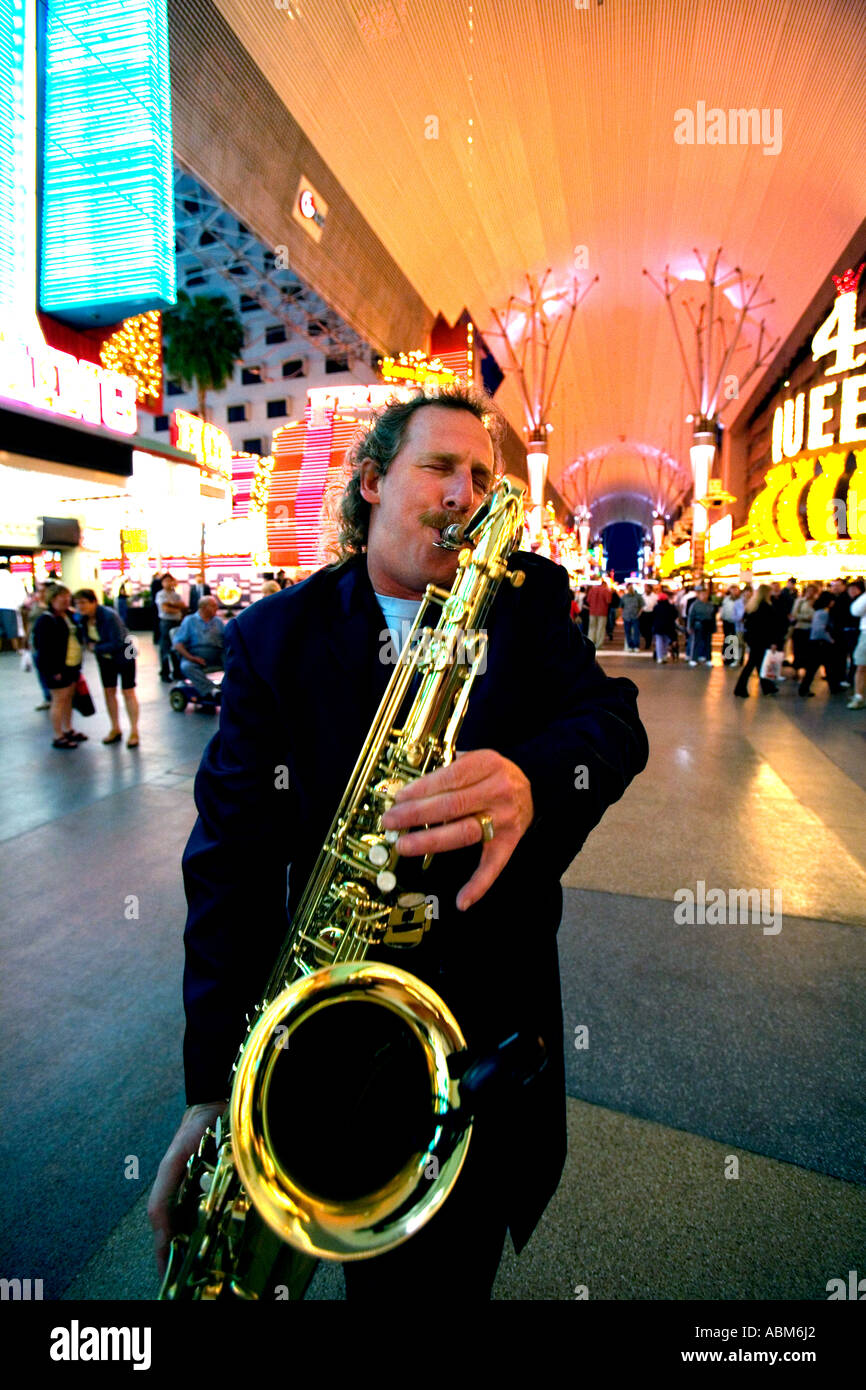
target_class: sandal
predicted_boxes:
[52,735,78,749]
[102,730,122,744]
[67,731,88,742]
[127,735,140,748]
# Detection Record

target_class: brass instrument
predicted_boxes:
[160,475,528,1300]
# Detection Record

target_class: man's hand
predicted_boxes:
[147,1100,227,1280]
[381,749,533,912]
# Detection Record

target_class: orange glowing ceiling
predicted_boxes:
[212,0,866,518]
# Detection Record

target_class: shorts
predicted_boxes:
[854,632,866,668]
[0,609,18,640]
[45,664,81,690]
[96,653,137,690]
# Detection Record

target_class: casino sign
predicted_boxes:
[703,265,866,578]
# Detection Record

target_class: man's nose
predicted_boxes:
[442,468,474,512]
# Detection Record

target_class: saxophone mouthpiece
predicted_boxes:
[433,521,469,551]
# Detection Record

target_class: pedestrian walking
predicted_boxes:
[733,585,779,697]
[652,588,678,662]
[621,585,644,651]
[687,587,716,665]
[586,581,612,649]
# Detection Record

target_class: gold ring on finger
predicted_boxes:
[475,812,495,843]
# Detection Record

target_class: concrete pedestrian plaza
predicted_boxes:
[2,635,864,1300]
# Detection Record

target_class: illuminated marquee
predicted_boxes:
[39,0,175,325]
[0,333,138,434]
[380,351,457,388]
[771,265,866,463]
[170,410,233,481]
[746,448,866,548]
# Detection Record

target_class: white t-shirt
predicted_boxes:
[375,592,422,658]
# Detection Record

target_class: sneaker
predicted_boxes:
[847,696,865,709]
[839,682,852,690]
[35,702,50,711]
[688,660,698,667]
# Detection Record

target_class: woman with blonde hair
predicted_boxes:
[733,584,779,698]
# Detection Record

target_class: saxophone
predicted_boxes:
[160,475,530,1300]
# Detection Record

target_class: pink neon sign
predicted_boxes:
[0,335,138,435]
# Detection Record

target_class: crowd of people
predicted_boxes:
[0,566,301,751]
[571,574,866,707]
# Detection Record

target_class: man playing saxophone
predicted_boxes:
[148,385,649,1299]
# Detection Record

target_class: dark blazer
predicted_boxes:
[181,551,649,1250]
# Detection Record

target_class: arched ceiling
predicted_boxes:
[211,0,866,518]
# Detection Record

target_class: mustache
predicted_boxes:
[419,509,469,531]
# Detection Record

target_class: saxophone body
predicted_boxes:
[160,476,527,1300]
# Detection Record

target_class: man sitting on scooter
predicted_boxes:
[171,597,226,703]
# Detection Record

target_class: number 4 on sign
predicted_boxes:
[812,285,866,376]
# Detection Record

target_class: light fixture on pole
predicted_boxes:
[652,513,665,561]
[526,432,548,539]
[644,248,779,577]
[489,269,598,539]
[690,421,716,573]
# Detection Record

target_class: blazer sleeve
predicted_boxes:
[501,564,649,878]
[181,617,296,1103]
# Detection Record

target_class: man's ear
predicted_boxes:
[359,460,382,506]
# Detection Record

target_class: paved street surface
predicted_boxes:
[2,631,864,1301]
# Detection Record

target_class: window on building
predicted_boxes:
[282,358,305,378]
[241,366,262,386]
[266,399,287,419]
[227,404,248,423]
[242,437,263,455]
[325,356,350,374]
[154,415,169,432]
[166,380,185,396]
[265,325,287,345]
[240,294,258,313]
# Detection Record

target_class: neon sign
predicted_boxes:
[170,410,233,481]
[0,334,138,434]
[39,0,175,326]
[380,351,457,388]
[771,266,866,462]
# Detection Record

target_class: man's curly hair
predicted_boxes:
[333,384,505,560]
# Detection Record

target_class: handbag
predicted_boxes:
[72,674,96,717]
[759,648,784,682]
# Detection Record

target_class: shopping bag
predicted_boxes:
[72,674,96,717]
[759,648,784,682]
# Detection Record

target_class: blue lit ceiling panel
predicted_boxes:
[38,0,176,326]
[0,0,28,317]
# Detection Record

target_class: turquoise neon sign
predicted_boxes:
[0,0,28,317]
[38,0,176,325]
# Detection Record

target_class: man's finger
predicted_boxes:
[456,841,512,911]
[394,814,495,858]
[391,750,495,802]
[383,777,500,831]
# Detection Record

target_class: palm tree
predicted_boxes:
[161,291,245,421]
